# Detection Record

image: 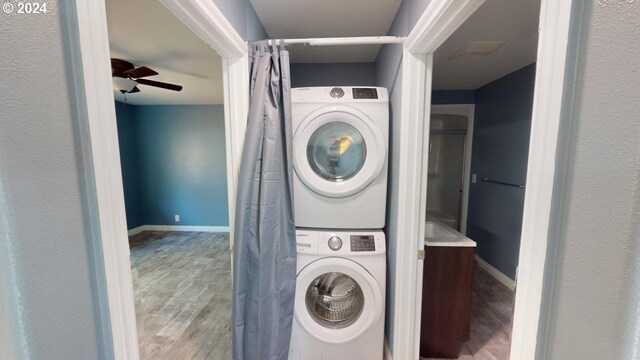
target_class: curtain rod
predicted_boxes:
[260,36,406,46]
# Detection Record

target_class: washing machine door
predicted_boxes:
[295,257,383,344]
[294,106,386,198]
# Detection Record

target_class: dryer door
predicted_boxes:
[294,106,386,198]
[294,257,383,344]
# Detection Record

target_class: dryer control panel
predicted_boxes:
[352,88,378,99]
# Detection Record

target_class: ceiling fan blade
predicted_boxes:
[136,78,183,92]
[123,66,158,79]
[128,86,141,93]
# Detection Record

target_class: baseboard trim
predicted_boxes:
[127,225,230,235]
[384,337,393,360]
[475,255,516,291]
[127,226,146,236]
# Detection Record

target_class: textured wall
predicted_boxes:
[374,0,432,354]
[466,64,536,279]
[0,1,104,359]
[115,102,144,229]
[290,63,376,88]
[132,105,229,227]
[540,1,640,359]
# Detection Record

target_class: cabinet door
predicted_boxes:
[420,246,475,358]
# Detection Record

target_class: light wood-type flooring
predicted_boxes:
[130,231,232,360]
[425,265,516,360]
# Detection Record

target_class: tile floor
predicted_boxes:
[130,231,232,360]
[426,265,516,360]
[128,231,514,360]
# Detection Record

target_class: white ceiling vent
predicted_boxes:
[449,41,505,60]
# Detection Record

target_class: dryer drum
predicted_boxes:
[305,272,365,329]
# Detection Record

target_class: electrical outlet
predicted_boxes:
[472,174,477,183]
[175,214,180,222]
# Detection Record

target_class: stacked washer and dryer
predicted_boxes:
[288,87,389,360]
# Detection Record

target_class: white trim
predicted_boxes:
[430,104,475,235]
[510,0,574,359]
[128,225,230,235]
[391,2,484,359]
[404,0,485,54]
[74,0,248,358]
[384,338,393,360]
[222,56,250,255]
[127,226,146,237]
[388,49,430,360]
[475,255,517,291]
[73,1,140,358]
[399,0,574,358]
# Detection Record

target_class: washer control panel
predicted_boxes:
[350,235,376,252]
[327,236,343,251]
[296,229,385,255]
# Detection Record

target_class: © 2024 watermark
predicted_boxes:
[3,1,48,14]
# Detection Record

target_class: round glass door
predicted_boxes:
[305,272,365,329]
[307,123,367,182]
[293,106,386,198]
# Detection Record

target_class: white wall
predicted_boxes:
[0,1,107,359]
[539,1,640,358]
[0,274,17,360]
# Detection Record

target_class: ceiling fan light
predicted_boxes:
[113,77,138,92]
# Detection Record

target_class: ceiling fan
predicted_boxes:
[111,58,183,94]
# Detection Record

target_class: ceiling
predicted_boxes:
[250,0,402,63]
[106,0,223,105]
[432,0,541,90]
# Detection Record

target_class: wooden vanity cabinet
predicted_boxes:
[419,246,475,359]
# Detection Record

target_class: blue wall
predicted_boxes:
[290,63,375,88]
[466,63,536,279]
[432,90,475,105]
[211,0,267,41]
[373,0,433,354]
[114,104,229,229]
[115,102,144,229]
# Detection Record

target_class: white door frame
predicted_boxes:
[72,0,248,358]
[393,0,575,359]
[430,104,475,234]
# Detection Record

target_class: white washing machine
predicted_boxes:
[292,87,389,229]
[289,229,386,360]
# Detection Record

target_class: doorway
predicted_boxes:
[420,0,541,358]
[71,0,248,357]
[426,113,470,231]
[105,0,232,357]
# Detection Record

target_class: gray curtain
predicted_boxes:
[232,41,296,360]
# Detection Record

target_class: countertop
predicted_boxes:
[424,216,477,247]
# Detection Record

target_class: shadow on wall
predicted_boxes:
[290,63,376,88]
[115,103,229,229]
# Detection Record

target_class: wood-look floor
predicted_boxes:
[130,231,232,360]
[425,265,516,360]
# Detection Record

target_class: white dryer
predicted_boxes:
[289,229,386,360]
[292,87,389,229]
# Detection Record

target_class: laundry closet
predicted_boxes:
[284,42,393,359]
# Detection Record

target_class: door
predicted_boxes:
[293,106,386,198]
[295,257,383,343]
